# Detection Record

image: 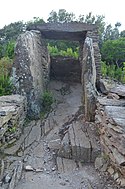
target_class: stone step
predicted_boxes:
[58,121,100,163]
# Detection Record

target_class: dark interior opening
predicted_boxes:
[50,56,81,83]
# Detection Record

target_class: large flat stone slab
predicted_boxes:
[97,97,125,107]
[110,85,125,97]
[58,121,100,162]
[105,106,125,128]
[27,23,96,41]
[57,157,78,173]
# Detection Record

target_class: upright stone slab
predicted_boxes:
[12,30,50,118]
[81,37,97,121]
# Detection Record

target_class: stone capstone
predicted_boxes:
[27,22,97,41]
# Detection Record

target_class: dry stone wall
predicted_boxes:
[95,84,125,187]
[0,95,27,150]
[12,30,50,118]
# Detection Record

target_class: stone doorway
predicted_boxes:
[12,22,101,120]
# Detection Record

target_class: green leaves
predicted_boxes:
[41,91,54,112]
[0,57,13,96]
[47,44,79,59]
[101,38,125,67]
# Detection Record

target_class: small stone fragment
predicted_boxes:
[4,174,11,183]
[107,167,114,175]
[25,165,34,171]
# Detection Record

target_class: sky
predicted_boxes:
[0,0,125,30]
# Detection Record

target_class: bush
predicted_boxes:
[101,61,125,83]
[47,44,79,59]
[0,57,13,96]
[41,91,54,112]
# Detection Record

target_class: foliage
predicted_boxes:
[41,91,54,112]
[0,21,24,45]
[104,22,121,41]
[0,57,13,96]
[47,9,76,23]
[78,12,105,44]
[101,61,125,83]
[101,38,125,67]
[26,17,45,29]
[47,44,79,58]
[4,40,15,59]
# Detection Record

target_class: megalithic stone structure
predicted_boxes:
[12,23,101,120]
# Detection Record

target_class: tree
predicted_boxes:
[47,9,76,23]
[120,30,125,37]
[78,12,105,47]
[0,21,24,44]
[104,24,112,41]
[26,17,45,28]
[104,22,121,41]
[101,38,125,67]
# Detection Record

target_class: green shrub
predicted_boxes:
[0,57,13,96]
[47,44,79,59]
[41,91,54,112]
[101,61,125,83]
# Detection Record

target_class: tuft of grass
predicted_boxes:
[41,91,54,113]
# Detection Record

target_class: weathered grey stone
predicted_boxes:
[57,157,77,173]
[58,131,71,159]
[4,174,11,183]
[25,165,34,171]
[0,95,27,148]
[105,106,125,128]
[81,37,97,121]
[107,167,115,175]
[27,22,96,41]
[24,121,41,148]
[12,30,50,118]
[0,160,4,180]
[97,79,108,94]
[107,93,120,100]
[110,85,125,97]
[58,121,100,163]
[97,97,125,107]
[48,139,61,150]
[8,168,16,189]
[95,157,105,170]
[16,161,23,183]
[96,94,125,185]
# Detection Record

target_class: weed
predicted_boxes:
[41,91,54,113]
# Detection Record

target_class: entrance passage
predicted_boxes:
[50,56,81,82]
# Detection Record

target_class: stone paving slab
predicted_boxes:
[57,157,78,173]
[58,120,100,162]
